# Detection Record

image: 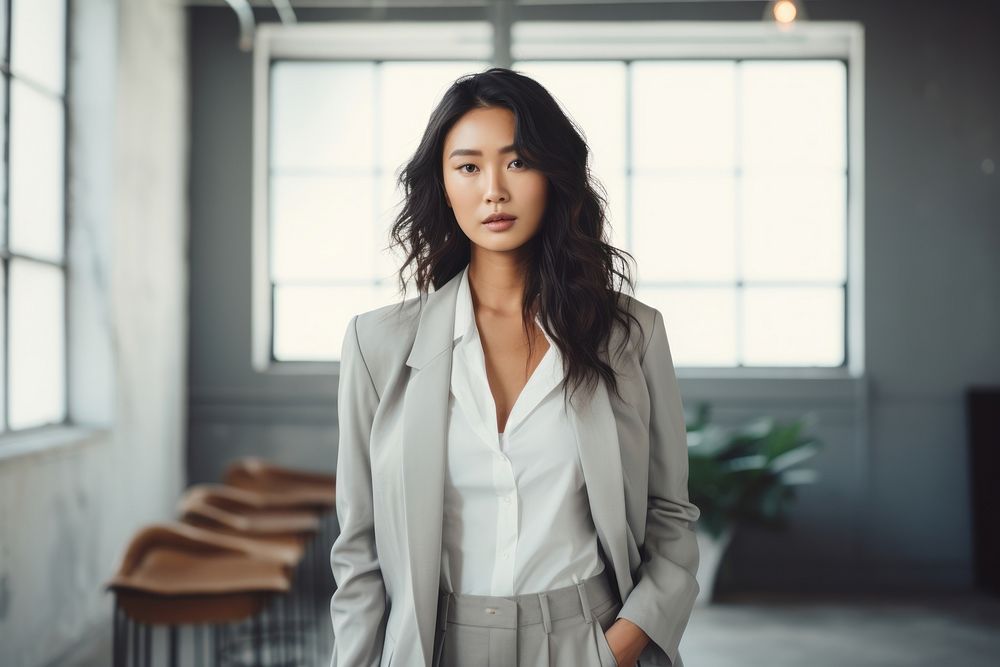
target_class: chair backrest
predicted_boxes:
[105,521,292,595]
[223,457,336,509]
[177,484,321,535]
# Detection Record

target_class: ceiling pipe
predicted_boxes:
[222,0,255,51]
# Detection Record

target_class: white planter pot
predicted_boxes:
[694,524,734,605]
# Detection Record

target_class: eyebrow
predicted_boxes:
[448,143,518,159]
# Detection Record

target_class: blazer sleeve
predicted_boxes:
[616,308,702,666]
[329,315,388,667]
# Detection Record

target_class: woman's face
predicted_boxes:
[441,106,549,254]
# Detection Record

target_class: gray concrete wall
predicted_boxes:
[186,0,1000,603]
[0,1,189,666]
[186,6,342,485]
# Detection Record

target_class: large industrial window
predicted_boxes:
[255,21,862,373]
[1,0,68,433]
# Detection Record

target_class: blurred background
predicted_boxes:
[0,0,998,666]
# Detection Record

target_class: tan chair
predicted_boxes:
[106,521,291,624]
[222,457,335,509]
[106,521,297,666]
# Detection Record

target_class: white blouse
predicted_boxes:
[439,264,606,596]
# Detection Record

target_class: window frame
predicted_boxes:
[0,0,72,438]
[252,20,865,382]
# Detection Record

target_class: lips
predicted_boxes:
[482,212,517,224]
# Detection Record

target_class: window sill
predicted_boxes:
[676,366,861,380]
[677,368,867,405]
[253,359,340,375]
[0,424,110,464]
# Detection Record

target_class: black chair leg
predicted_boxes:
[112,599,124,667]
[196,625,204,667]
[168,625,178,667]
[131,616,140,666]
[252,612,262,666]
[213,624,222,667]
[143,623,152,667]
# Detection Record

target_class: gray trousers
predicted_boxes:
[432,569,624,667]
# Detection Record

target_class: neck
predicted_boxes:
[467,250,531,318]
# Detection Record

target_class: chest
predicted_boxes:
[477,315,550,433]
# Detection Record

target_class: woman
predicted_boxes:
[329,67,700,667]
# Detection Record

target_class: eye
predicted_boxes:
[457,159,526,174]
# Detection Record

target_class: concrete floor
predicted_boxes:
[62,591,1000,667]
[683,591,1000,667]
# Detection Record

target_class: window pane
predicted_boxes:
[635,286,738,367]
[741,171,847,282]
[271,174,376,282]
[741,60,847,171]
[11,0,66,94]
[0,75,6,247]
[0,2,7,66]
[513,62,627,174]
[600,172,627,250]
[273,283,397,362]
[0,266,5,428]
[742,286,844,366]
[632,62,737,172]
[10,79,64,261]
[375,172,428,290]
[270,61,376,172]
[10,259,65,429]
[632,173,737,283]
[379,62,489,176]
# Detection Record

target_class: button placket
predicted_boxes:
[491,441,518,594]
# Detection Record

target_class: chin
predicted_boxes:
[472,233,525,249]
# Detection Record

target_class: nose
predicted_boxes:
[484,170,509,204]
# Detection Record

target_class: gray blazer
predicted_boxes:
[330,268,701,667]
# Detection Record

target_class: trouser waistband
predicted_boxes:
[436,569,618,631]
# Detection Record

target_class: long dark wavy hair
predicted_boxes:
[387,66,645,407]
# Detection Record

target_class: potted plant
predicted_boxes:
[685,401,824,604]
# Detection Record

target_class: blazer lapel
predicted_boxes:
[569,378,634,603]
[399,270,631,666]
[401,271,460,667]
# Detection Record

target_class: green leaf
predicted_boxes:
[769,442,822,473]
